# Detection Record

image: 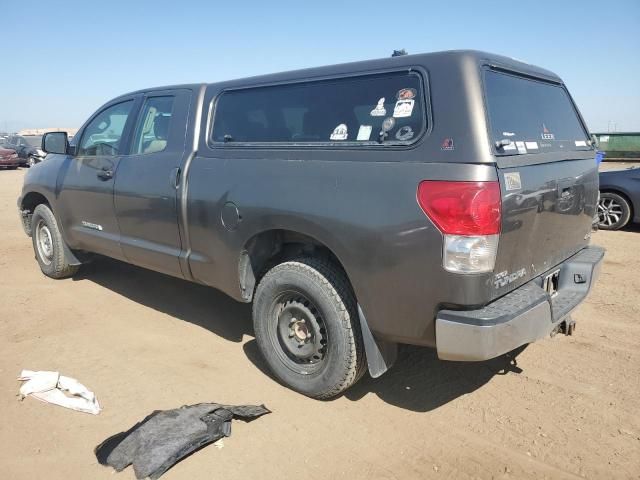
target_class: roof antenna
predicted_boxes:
[391,49,408,57]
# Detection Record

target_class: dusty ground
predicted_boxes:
[1,167,639,480]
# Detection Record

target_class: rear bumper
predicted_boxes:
[435,245,604,361]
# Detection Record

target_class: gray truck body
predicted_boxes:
[19,50,603,368]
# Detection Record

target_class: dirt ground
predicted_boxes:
[1,167,639,480]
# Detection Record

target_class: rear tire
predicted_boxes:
[252,257,366,399]
[31,204,80,278]
[598,192,631,230]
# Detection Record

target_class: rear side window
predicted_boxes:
[132,96,175,154]
[484,70,590,155]
[211,72,426,145]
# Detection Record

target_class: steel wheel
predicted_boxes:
[597,192,631,230]
[252,258,365,398]
[271,291,328,373]
[30,204,80,278]
[35,220,54,265]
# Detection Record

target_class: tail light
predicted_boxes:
[417,181,501,274]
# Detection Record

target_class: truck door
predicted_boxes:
[113,89,192,278]
[56,97,139,260]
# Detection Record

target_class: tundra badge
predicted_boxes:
[494,268,526,289]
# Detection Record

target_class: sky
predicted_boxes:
[1,0,639,133]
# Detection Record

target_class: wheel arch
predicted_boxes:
[19,190,52,237]
[238,228,352,303]
[238,228,398,378]
[21,189,82,266]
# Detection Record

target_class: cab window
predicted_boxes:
[78,101,134,156]
[131,96,175,154]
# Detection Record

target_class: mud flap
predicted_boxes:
[357,304,397,378]
[62,243,83,266]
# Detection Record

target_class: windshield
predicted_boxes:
[484,69,590,155]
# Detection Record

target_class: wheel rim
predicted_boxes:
[270,291,328,373]
[35,220,54,265]
[598,196,624,227]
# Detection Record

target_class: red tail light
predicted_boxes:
[417,181,501,235]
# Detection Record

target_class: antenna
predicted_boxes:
[391,49,408,57]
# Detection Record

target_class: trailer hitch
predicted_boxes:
[560,317,576,336]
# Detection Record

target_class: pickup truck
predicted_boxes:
[19,50,604,399]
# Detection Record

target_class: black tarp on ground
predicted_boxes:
[95,403,270,479]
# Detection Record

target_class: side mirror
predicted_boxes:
[42,131,69,155]
[590,134,599,148]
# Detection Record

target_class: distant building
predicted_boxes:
[18,127,79,136]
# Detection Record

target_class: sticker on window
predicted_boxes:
[575,140,587,147]
[381,117,396,132]
[515,141,527,154]
[395,126,414,141]
[502,131,516,137]
[504,172,522,191]
[330,124,348,141]
[396,88,416,100]
[357,125,373,141]
[525,141,538,150]
[393,99,414,118]
[370,98,386,117]
[541,124,555,140]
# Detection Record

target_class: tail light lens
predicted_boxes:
[417,181,501,274]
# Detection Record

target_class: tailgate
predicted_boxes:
[493,158,598,297]
[483,68,598,297]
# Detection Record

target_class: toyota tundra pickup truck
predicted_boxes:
[19,50,604,399]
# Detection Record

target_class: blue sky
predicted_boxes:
[1,0,638,133]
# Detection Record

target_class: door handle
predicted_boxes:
[97,167,113,180]
[170,167,181,189]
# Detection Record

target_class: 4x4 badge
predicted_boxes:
[441,138,454,151]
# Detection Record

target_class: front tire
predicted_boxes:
[598,192,631,230]
[252,257,366,399]
[31,204,80,278]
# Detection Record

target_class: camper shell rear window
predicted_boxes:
[484,69,591,155]
[211,71,427,146]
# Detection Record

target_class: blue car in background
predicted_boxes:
[598,166,640,230]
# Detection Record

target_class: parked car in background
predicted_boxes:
[3,135,46,167]
[598,166,640,230]
[0,144,20,169]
